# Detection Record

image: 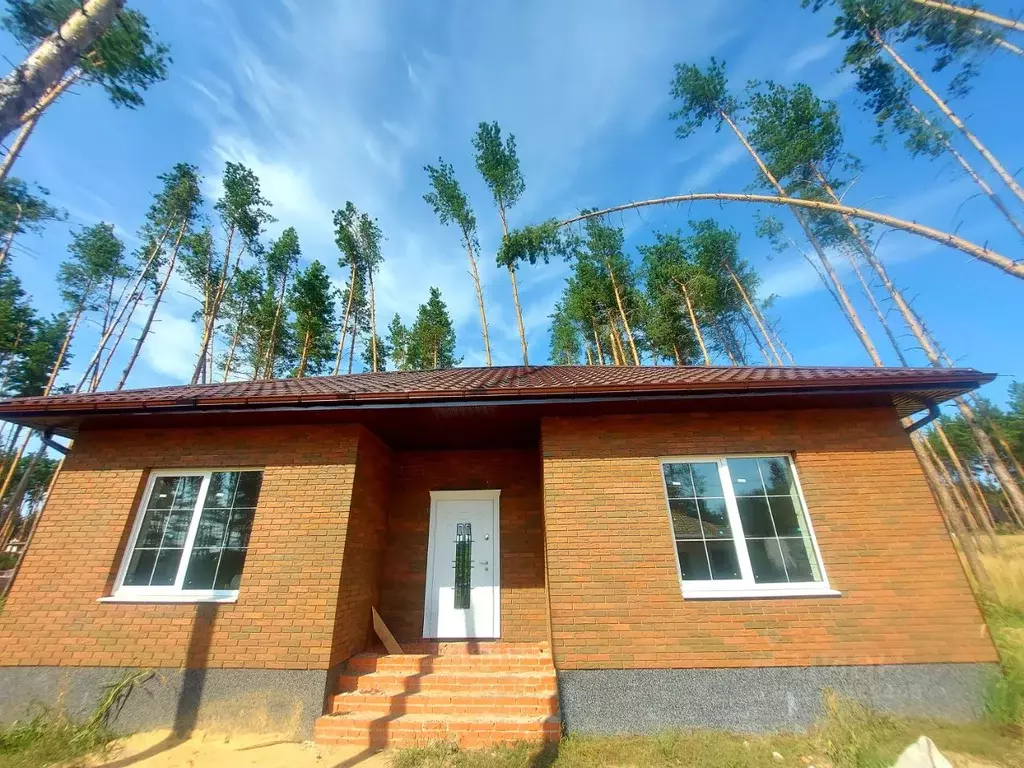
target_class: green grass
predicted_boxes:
[390,698,1023,768]
[0,671,148,768]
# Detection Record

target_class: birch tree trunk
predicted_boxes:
[677,279,711,366]
[117,224,186,390]
[0,0,123,142]
[873,31,1024,205]
[465,239,492,366]
[0,69,81,187]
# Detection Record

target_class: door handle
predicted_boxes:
[479,560,489,566]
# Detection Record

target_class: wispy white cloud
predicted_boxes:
[679,143,746,192]
[783,40,837,75]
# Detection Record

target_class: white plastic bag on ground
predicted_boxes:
[892,736,953,768]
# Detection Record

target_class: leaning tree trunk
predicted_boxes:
[333,267,358,376]
[590,320,605,366]
[604,261,640,366]
[0,69,82,187]
[872,30,1024,206]
[0,0,123,142]
[368,268,379,373]
[909,0,1024,32]
[717,109,883,365]
[739,309,773,364]
[934,422,999,549]
[297,329,311,378]
[559,192,1024,279]
[843,249,909,366]
[465,238,492,366]
[0,204,21,273]
[117,224,186,390]
[723,261,783,365]
[677,279,711,366]
[0,442,44,552]
[192,225,236,385]
[260,267,291,380]
[906,103,1024,241]
[347,323,357,375]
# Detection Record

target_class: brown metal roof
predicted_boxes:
[0,365,994,430]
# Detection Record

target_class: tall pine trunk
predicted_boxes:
[677,279,711,366]
[872,31,1024,205]
[297,329,311,378]
[465,238,492,366]
[718,109,883,365]
[843,249,909,366]
[723,262,783,364]
[605,261,640,365]
[0,69,81,187]
[333,266,357,376]
[117,225,186,390]
[499,204,529,364]
[192,225,236,384]
[909,0,1024,32]
[368,268,378,372]
[261,267,291,379]
[591,320,605,365]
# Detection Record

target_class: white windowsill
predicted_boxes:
[98,592,239,604]
[683,586,841,600]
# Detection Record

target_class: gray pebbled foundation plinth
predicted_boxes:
[557,663,998,734]
[0,666,330,739]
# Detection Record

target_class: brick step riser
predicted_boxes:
[346,658,553,674]
[329,700,558,717]
[314,722,560,748]
[336,673,557,694]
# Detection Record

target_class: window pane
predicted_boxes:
[726,458,764,497]
[193,506,229,548]
[706,539,742,580]
[136,476,201,548]
[137,508,169,547]
[737,496,775,537]
[214,549,246,590]
[663,463,694,498]
[122,549,157,586]
[151,549,184,586]
[233,472,263,508]
[689,462,723,497]
[454,522,472,610]
[767,495,805,537]
[676,540,710,581]
[206,472,240,509]
[780,538,822,583]
[183,548,219,590]
[698,498,732,538]
[669,499,703,538]
[747,538,788,584]
[758,457,794,496]
[225,508,255,549]
[160,508,192,548]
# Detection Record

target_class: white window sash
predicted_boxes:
[661,454,836,598]
[112,468,259,601]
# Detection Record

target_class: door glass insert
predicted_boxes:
[454,522,472,609]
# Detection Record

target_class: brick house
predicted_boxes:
[0,365,1000,747]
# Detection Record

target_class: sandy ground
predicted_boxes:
[89,730,391,768]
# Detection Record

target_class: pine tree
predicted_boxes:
[474,121,530,364]
[548,300,582,365]
[385,314,410,371]
[424,159,491,366]
[288,260,337,377]
[407,287,460,370]
[0,0,169,181]
[259,226,300,378]
[0,178,63,270]
[581,216,643,365]
[332,202,383,373]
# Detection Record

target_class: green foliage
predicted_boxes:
[407,287,460,370]
[0,178,63,240]
[0,445,58,514]
[135,163,203,284]
[386,314,410,371]
[360,332,388,373]
[3,312,69,396]
[423,158,479,252]
[0,669,150,768]
[548,300,581,365]
[57,222,127,310]
[287,260,337,376]
[472,121,525,214]
[669,58,737,138]
[215,162,274,247]
[3,0,170,108]
[497,219,576,269]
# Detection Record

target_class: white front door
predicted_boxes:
[423,490,500,639]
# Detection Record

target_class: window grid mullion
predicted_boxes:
[174,473,211,590]
[719,459,755,586]
[688,464,713,578]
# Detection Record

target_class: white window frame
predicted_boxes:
[103,468,263,604]
[660,454,839,600]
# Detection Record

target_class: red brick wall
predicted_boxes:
[0,424,375,671]
[541,407,998,670]
[330,431,391,668]
[378,450,548,643]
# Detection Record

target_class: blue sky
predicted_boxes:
[3,0,1022,407]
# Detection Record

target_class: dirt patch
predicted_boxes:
[88,729,391,768]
